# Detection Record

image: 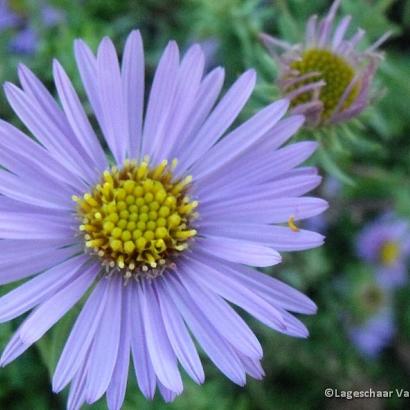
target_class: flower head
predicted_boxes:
[345,272,395,359]
[261,0,390,126]
[356,214,410,289]
[0,30,327,409]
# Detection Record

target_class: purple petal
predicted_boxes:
[139,280,183,393]
[175,265,263,359]
[193,252,317,315]
[141,41,180,159]
[4,82,96,183]
[86,277,122,403]
[0,255,89,323]
[177,69,256,173]
[154,280,204,384]
[52,278,110,392]
[197,236,281,267]
[96,37,129,165]
[180,255,287,332]
[159,276,246,385]
[200,196,328,224]
[0,211,74,239]
[18,262,99,345]
[121,30,144,159]
[53,60,107,172]
[107,285,131,410]
[171,66,225,160]
[199,223,324,252]
[129,282,156,399]
[0,241,79,285]
[191,99,289,180]
[153,44,205,163]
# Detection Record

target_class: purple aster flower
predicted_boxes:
[0,30,327,409]
[0,0,21,30]
[41,5,65,27]
[348,307,395,359]
[345,273,395,359]
[356,215,410,288]
[8,26,37,55]
[260,0,391,127]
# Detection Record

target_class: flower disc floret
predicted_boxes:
[73,158,198,278]
[289,48,360,120]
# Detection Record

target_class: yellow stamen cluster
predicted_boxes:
[288,48,360,120]
[73,158,198,279]
[379,240,399,266]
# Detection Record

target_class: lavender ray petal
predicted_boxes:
[199,174,321,207]
[153,44,205,163]
[139,280,183,393]
[129,281,156,399]
[157,380,179,403]
[18,262,99,345]
[74,40,105,129]
[160,275,246,386]
[141,41,180,159]
[121,30,144,159]
[200,196,328,224]
[53,60,107,172]
[0,118,86,191]
[4,82,96,183]
[0,255,89,323]
[0,211,74,239]
[171,67,225,160]
[154,280,205,384]
[197,236,281,267]
[191,99,289,180]
[175,265,264,359]
[96,37,129,165]
[179,256,287,332]
[193,252,317,315]
[107,285,131,410]
[176,69,256,173]
[86,277,122,403]
[199,223,324,252]
[52,278,110,392]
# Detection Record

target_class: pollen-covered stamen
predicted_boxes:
[286,48,360,120]
[73,159,198,279]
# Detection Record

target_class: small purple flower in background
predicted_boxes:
[0,30,327,409]
[260,0,390,127]
[8,26,37,55]
[357,215,410,288]
[0,0,64,56]
[346,278,395,359]
[0,0,21,30]
[348,307,395,359]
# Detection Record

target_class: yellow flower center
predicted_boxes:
[73,158,198,279]
[289,48,360,121]
[379,240,399,266]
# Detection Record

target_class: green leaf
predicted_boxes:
[316,147,356,187]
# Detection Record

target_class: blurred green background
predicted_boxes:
[0,0,409,409]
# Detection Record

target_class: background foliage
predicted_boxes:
[0,0,409,409]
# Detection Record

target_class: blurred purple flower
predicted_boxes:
[0,0,64,56]
[357,215,410,288]
[348,307,395,359]
[0,30,327,409]
[0,0,21,30]
[41,5,64,27]
[8,26,37,55]
[261,0,390,127]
